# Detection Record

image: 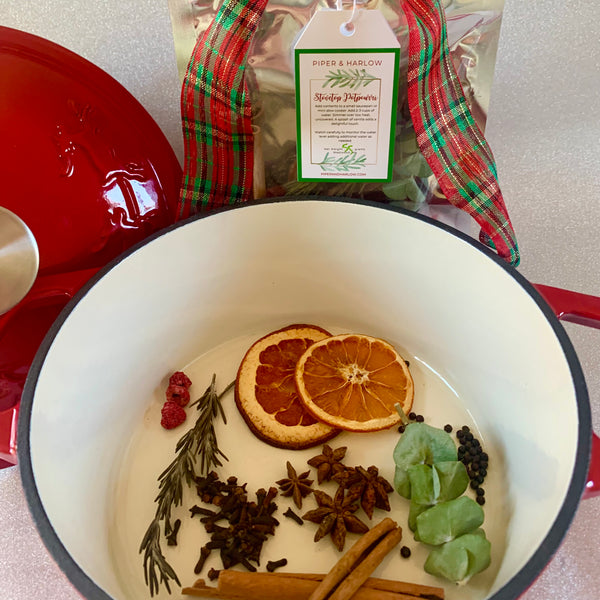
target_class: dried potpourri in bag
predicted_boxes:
[170,0,502,205]
[170,0,518,265]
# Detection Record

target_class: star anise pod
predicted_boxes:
[276,461,314,509]
[302,487,369,551]
[307,444,348,484]
[331,465,361,488]
[340,465,394,519]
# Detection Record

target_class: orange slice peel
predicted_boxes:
[294,333,414,432]
[235,324,340,449]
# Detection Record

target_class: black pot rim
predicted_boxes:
[18,197,592,600]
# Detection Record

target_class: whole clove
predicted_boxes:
[194,546,211,575]
[207,568,221,581]
[165,518,181,546]
[266,558,288,572]
[283,507,304,526]
[192,473,280,573]
[190,505,215,518]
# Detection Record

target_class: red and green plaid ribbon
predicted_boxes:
[403,0,520,265]
[177,0,267,218]
[177,0,520,266]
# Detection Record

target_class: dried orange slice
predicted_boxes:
[235,324,340,449]
[294,334,413,432]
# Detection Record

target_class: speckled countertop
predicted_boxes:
[1,0,600,599]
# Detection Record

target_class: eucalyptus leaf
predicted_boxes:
[416,155,433,178]
[424,529,491,583]
[392,423,458,498]
[394,467,412,498]
[408,499,430,531]
[434,461,470,503]
[382,177,413,202]
[415,496,484,546]
[394,152,433,179]
[404,177,426,204]
[407,461,469,507]
[397,129,419,154]
[407,464,437,506]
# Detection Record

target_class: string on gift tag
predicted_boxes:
[339,0,359,36]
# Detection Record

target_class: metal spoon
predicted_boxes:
[0,206,39,315]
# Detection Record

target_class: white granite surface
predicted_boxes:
[1,0,600,599]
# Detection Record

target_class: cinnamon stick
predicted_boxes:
[182,571,444,600]
[308,517,398,600]
[251,124,266,199]
[329,527,404,600]
[269,572,444,598]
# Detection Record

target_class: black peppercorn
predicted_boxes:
[400,546,411,558]
[464,432,473,441]
[476,488,485,496]
[462,425,470,433]
[457,430,465,440]
[470,480,479,490]
[480,452,488,461]
[476,496,486,505]
[415,414,425,422]
[398,425,406,433]
[409,412,417,420]
[479,468,487,477]
[444,424,453,433]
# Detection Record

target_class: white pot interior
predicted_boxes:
[20,200,587,600]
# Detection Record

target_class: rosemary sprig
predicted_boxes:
[140,518,180,596]
[191,376,233,476]
[139,375,233,596]
[323,68,377,89]
[317,152,367,173]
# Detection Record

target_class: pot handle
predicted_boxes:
[533,283,600,499]
[0,268,99,466]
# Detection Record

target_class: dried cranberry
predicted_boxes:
[161,401,186,429]
[166,384,191,407]
[169,371,192,389]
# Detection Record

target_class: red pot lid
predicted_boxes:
[0,26,182,462]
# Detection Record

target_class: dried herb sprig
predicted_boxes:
[140,518,180,596]
[140,375,233,596]
[191,375,233,476]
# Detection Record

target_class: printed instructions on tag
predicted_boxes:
[296,49,399,181]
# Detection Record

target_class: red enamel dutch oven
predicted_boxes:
[15,199,600,600]
[0,24,182,467]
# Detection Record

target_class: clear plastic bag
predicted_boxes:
[168,0,504,218]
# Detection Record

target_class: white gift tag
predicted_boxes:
[294,8,400,182]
